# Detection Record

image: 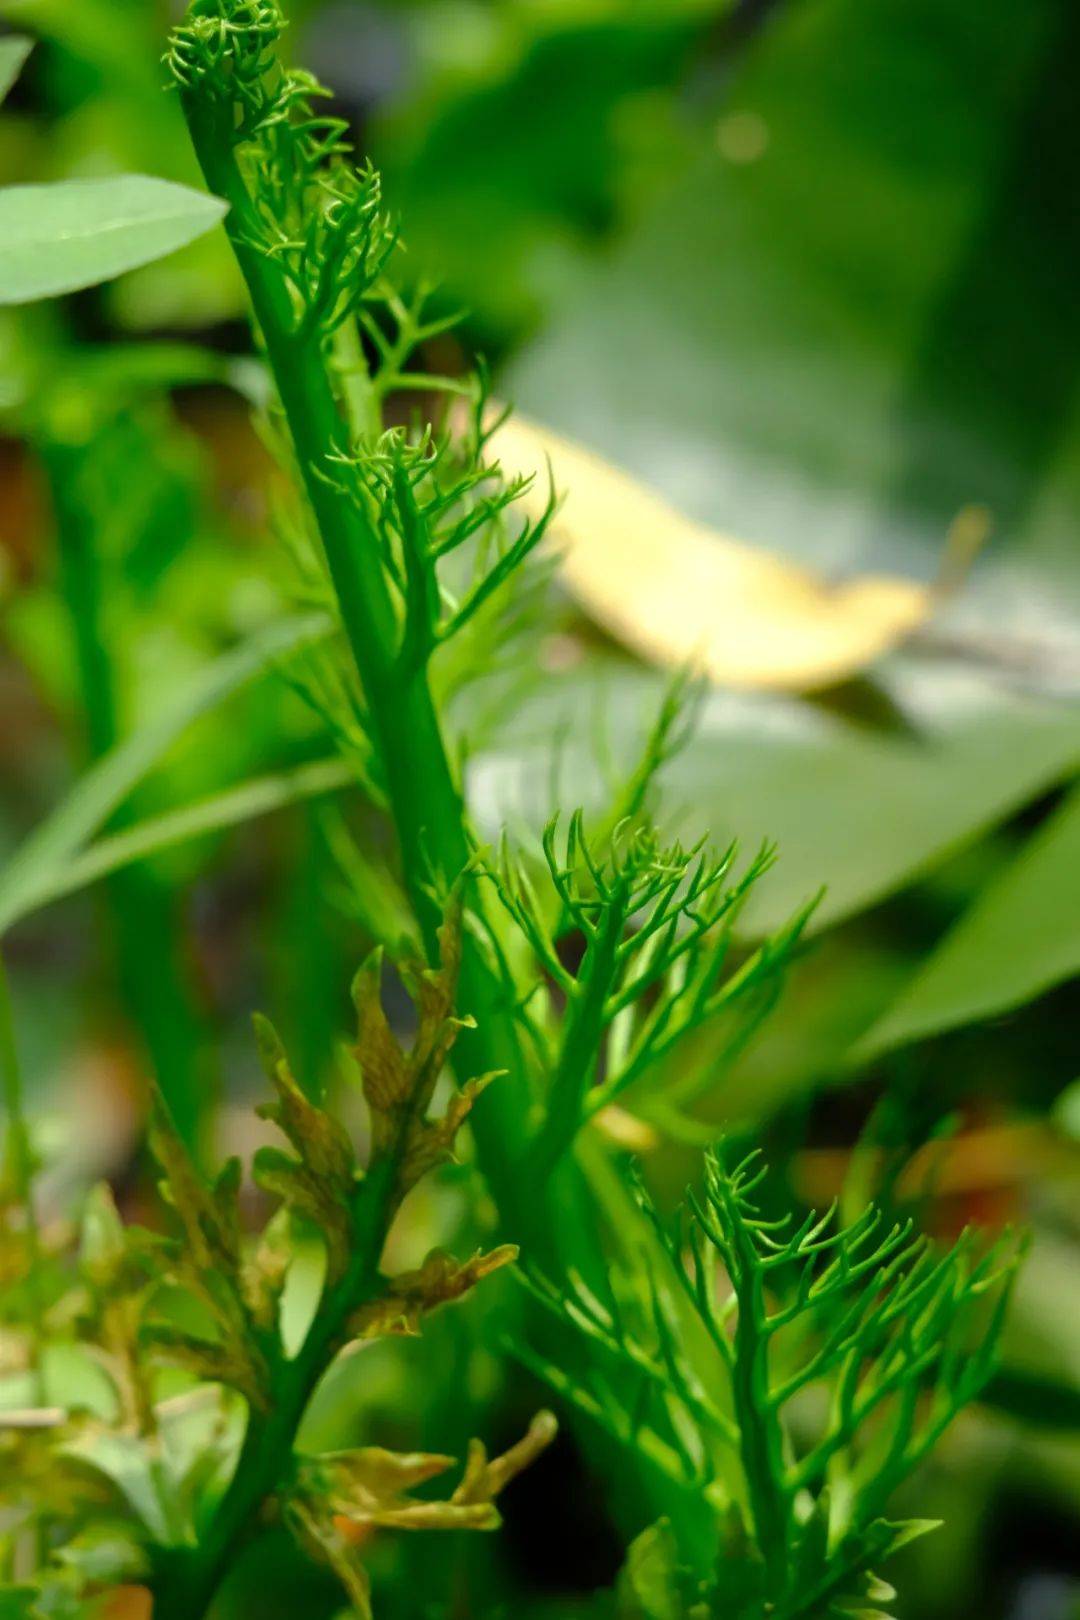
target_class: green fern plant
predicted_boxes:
[489,811,816,1182]
[0,3,1028,1616]
[158,5,1018,1610]
[161,0,809,1310]
[516,1145,1022,1619]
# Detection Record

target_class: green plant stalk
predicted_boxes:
[0,954,33,1213]
[724,1204,791,1590]
[153,1160,398,1620]
[177,73,701,1574]
[177,89,581,1241]
[42,432,210,1151]
[529,902,623,1184]
[0,951,45,1405]
[178,103,451,910]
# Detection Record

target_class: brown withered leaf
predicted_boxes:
[252,1014,357,1283]
[308,1445,458,1518]
[148,1103,241,1283]
[0,1216,26,1292]
[0,1417,118,1524]
[292,1411,558,1562]
[243,1207,292,1334]
[253,1015,356,1191]
[252,1146,353,1285]
[350,904,492,1205]
[146,1103,269,1404]
[140,1322,270,1412]
[79,1186,161,1433]
[349,950,409,1162]
[346,1245,518,1341]
[287,1419,558,1612]
[399,1072,498,1192]
[80,1183,134,1291]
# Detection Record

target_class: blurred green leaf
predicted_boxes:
[0,34,31,105]
[856,785,1080,1057]
[616,1520,685,1620]
[472,659,1080,938]
[373,1,718,341]
[61,1428,191,1546]
[997,1232,1080,1431]
[0,0,159,95]
[16,757,354,923]
[0,176,227,304]
[0,612,331,935]
[983,1366,1080,1432]
[0,1591,36,1619]
[1054,1078,1080,1141]
[509,0,1080,676]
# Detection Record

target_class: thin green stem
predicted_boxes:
[724,1202,792,1591]
[0,954,33,1210]
[177,88,549,1229]
[528,899,625,1184]
[0,952,45,1399]
[41,430,213,1149]
[152,1163,395,1620]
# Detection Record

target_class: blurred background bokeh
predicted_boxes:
[1,1,1078,1616]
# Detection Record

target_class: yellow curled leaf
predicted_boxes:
[451,1410,559,1506]
[488,413,949,691]
[293,1413,557,1563]
[347,1244,518,1341]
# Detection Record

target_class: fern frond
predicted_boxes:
[487,813,812,1177]
[514,1145,1023,1618]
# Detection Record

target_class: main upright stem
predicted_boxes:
[171,61,704,1612]
[179,94,545,1238]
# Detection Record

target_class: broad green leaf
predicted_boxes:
[0,0,243,325]
[0,613,331,935]
[0,175,227,304]
[495,0,1080,957]
[472,658,1080,938]
[0,34,31,104]
[855,784,1080,1058]
[508,0,1080,678]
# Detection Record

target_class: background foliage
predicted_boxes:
[0,1,1078,1616]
